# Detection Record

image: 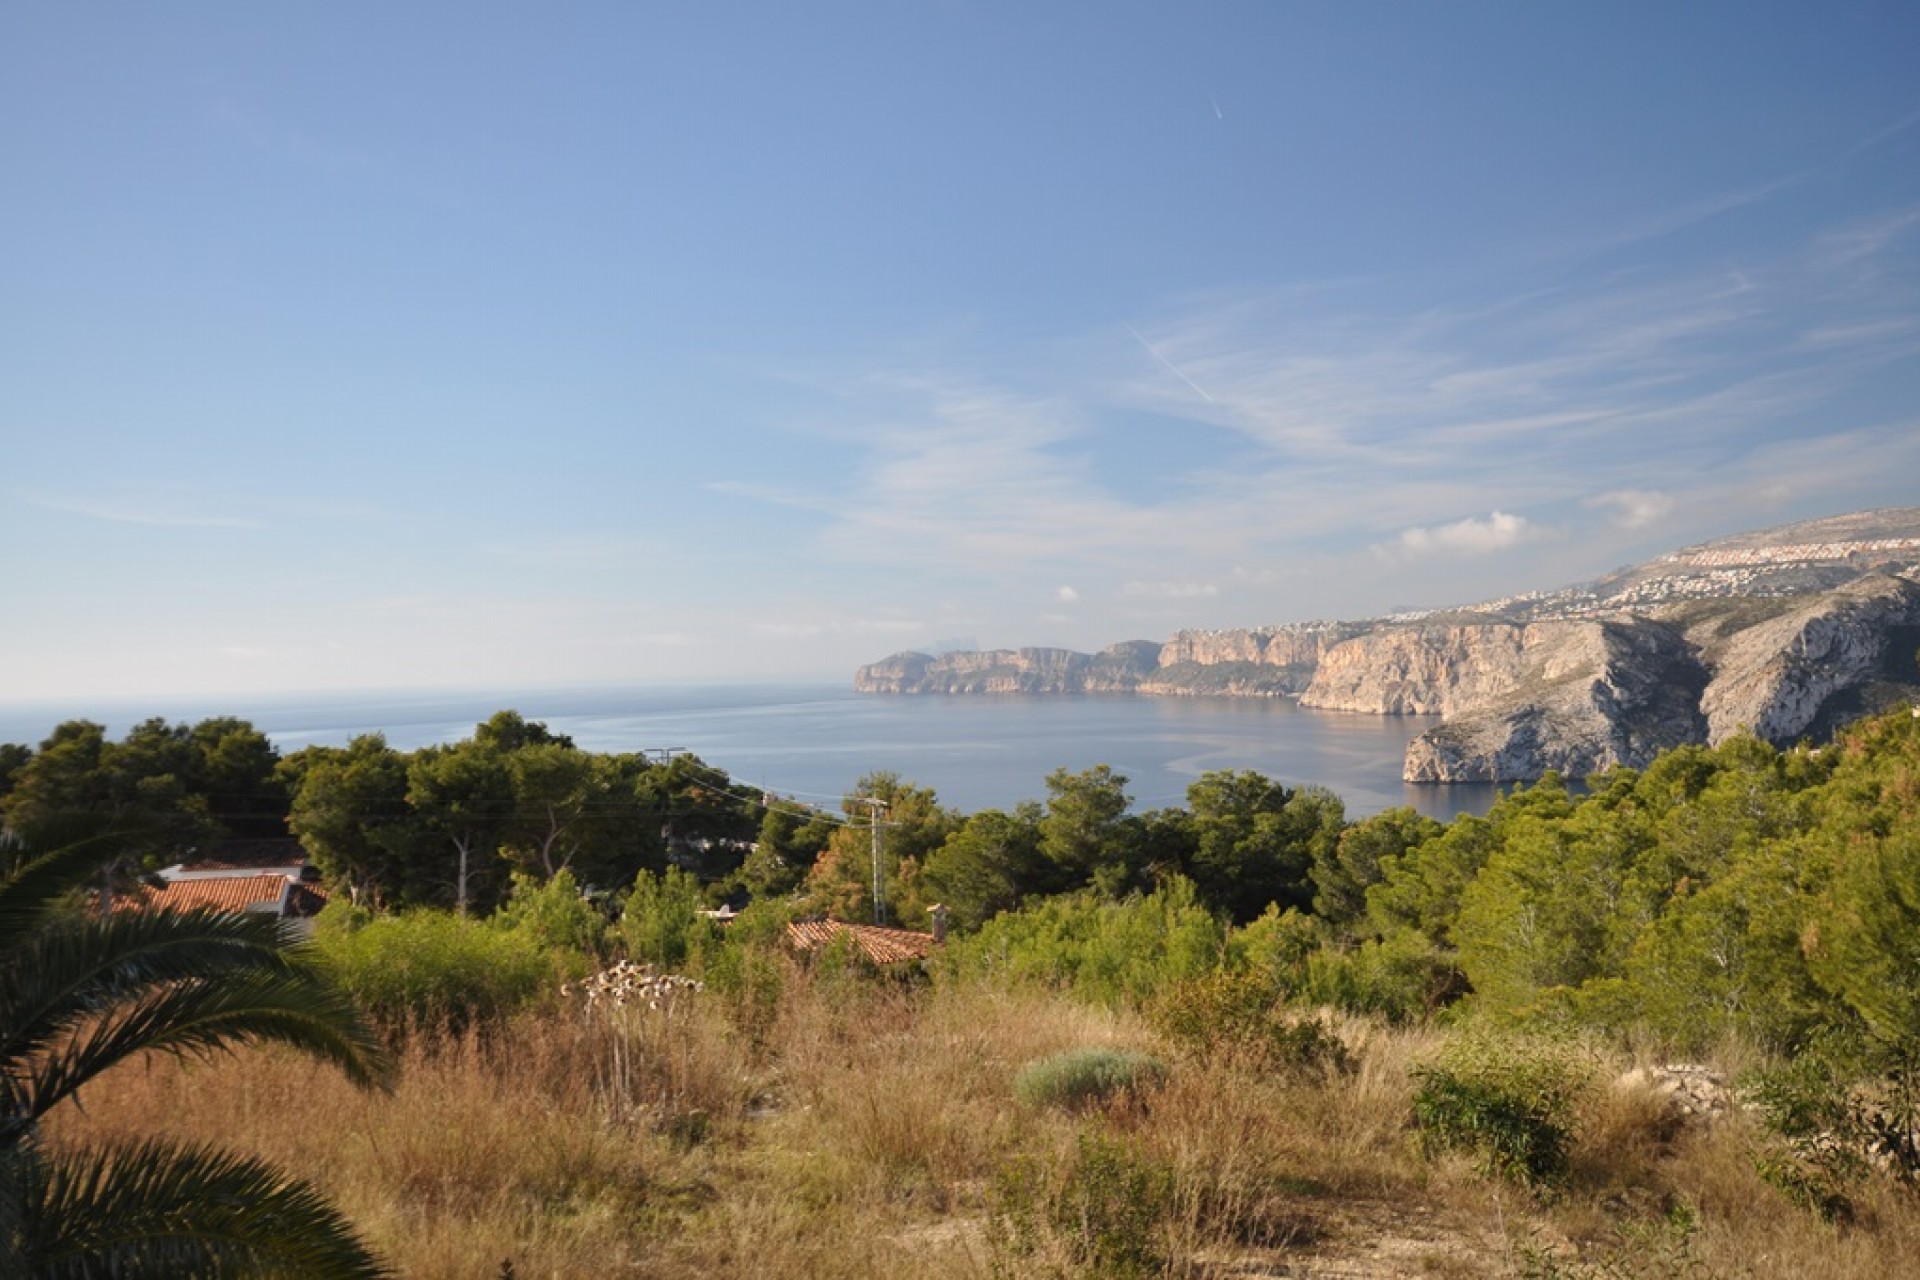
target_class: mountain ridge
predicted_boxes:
[854,509,1920,782]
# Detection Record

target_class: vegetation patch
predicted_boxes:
[1412,1032,1594,1188]
[1012,1047,1168,1112]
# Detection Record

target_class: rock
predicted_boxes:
[1698,574,1920,745]
[1614,1064,1734,1126]
[1399,618,1707,782]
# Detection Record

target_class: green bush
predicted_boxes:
[1147,970,1353,1077]
[1012,1047,1167,1111]
[939,876,1225,1007]
[492,868,607,959]
[1410,1031,1592,1187]
[693,898,790,1044]
[1744,1033,1920,1221]
[990,1131,1176,1279]
[312,907,559,1031]
[617,866,716,969]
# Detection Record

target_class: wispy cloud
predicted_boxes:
[726,191,1918,628]
[1587,490,1675,531]
[1122,580,1219,600]
[22,494,265,530]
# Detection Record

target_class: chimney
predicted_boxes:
[928,903,948,945]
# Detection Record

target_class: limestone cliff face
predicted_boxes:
[853,642,1162,694]
[1301,624,1537,715]
[1158,624,1353,669]
[1400,619,1707,783]
[1697,574,1920,744]
[1142,625,1362,696]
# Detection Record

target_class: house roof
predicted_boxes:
[786,919,938,966]
[127,874,293,915]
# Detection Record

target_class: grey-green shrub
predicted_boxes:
[1013,1047,1167,1111]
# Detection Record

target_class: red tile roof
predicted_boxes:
[129,874,293,915]
[786,919,938,966]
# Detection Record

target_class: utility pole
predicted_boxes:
[862,797,889,925]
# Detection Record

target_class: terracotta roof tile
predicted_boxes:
[127,874,293,915]
[786,919,937,965]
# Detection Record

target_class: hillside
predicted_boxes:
[855,508,1920,782]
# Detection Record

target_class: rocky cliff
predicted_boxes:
[853,510,1920,783]
[853,641,1163,694]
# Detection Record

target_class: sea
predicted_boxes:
[0,683,1502,822]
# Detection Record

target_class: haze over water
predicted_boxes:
[0,685,1498,822]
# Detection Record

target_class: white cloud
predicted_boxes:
[1392,511,1535,557]
[1587,489,1675,530]
[1056,585,1080,602]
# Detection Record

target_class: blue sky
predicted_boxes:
[3,3,1917,700]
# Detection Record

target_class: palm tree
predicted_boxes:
[1,835,396,1277]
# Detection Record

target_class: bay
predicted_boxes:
[0,683,1499,821]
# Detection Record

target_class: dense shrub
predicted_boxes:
[617,866,717,969]
[1013,1047,1168,1111]
[1147,970,1353,1077]
[1411,1031,1593,1188]
[313,904,560,1031]
[991,1130,1176,1279]
[493,868,609,959]
[939,876,1225,1007]
[1745,1032,1920,1221]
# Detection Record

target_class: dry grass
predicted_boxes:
[44,972,1920,1278]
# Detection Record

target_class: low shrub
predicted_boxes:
[1411,1031,1593,1188]
[1743,1032,1920,1221]
[1147,970,1354,1077]
[1013,1047,1168,1112]
[990,1130,1177,1279]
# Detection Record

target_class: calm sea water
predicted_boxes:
[0,684,1500,821]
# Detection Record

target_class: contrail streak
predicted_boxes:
[1126,324,1217,403]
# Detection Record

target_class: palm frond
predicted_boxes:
[0,834,142,942]
[13,971,393,1132]
[1,907,307,1068]
[15,1135,391,1279]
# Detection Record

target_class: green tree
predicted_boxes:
[0,836,394,1276]
[186,717,289,840]
[1315,806,1442,932]
[1040,765,1142,897]
[798,773,956,925]
[739,801,834,900]
[0,743,35,808]
[282,736,428,911]
[407,741,514,915]
[922,805,1046,932]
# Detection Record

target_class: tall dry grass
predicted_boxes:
[43,968,1920,1278]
